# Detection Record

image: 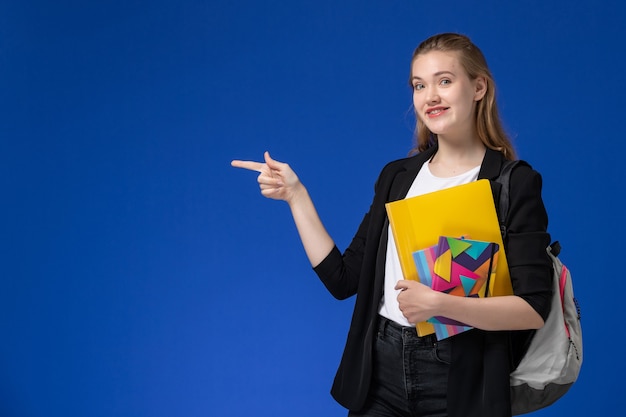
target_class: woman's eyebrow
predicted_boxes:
[411,71,456,80]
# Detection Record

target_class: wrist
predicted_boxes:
[286,182,308,207]
[435,291,457,319]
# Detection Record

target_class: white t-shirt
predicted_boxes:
[378,162,481,327]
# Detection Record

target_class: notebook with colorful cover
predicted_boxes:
[413,236,499,340]
[385,179,511,337]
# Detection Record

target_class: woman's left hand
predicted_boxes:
[395,280,441,324]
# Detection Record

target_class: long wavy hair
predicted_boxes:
[408,33,516,159]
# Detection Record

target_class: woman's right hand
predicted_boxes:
[231,151,303,204]
[232,151,335,266]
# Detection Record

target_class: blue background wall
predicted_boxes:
[1,1,623,416]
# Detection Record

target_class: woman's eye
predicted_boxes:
[413,83,424,91]
[440,79,451,86]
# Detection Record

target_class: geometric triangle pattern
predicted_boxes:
[413,235,500,340]
[460,275,476,296]
[463,240,490,259]
[433,249,453,283]
[447,237,473,258]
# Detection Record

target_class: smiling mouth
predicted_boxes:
[426,107,449,116]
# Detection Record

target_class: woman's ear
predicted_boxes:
[474,76,487,101]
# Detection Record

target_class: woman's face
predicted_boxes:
[410,50,486,142]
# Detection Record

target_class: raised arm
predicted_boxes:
[231,152,335,267]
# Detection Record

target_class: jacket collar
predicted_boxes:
[389,145,437,201]
[478,147,505,181]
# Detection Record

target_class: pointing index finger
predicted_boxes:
[231,159,265,173]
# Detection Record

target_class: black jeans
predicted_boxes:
[348,316,451,417]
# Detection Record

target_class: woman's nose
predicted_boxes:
[426,88,440,104]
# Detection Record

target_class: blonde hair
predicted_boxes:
[408,33,516,159]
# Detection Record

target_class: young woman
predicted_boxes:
[232,33,553,417]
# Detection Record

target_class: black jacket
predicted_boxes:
[314,146,553,417]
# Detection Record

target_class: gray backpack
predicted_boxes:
[496,160,583,415]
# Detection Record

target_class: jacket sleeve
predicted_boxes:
[312,212,369,300]
[505,165,553,321]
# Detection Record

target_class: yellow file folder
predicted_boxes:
[385,179,512,336]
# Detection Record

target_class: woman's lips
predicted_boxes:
[426,107,449,118]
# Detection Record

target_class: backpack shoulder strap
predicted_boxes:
[496,159,523,238]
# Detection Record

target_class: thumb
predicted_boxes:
[264,151,283,170]
[395,280,411,291]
